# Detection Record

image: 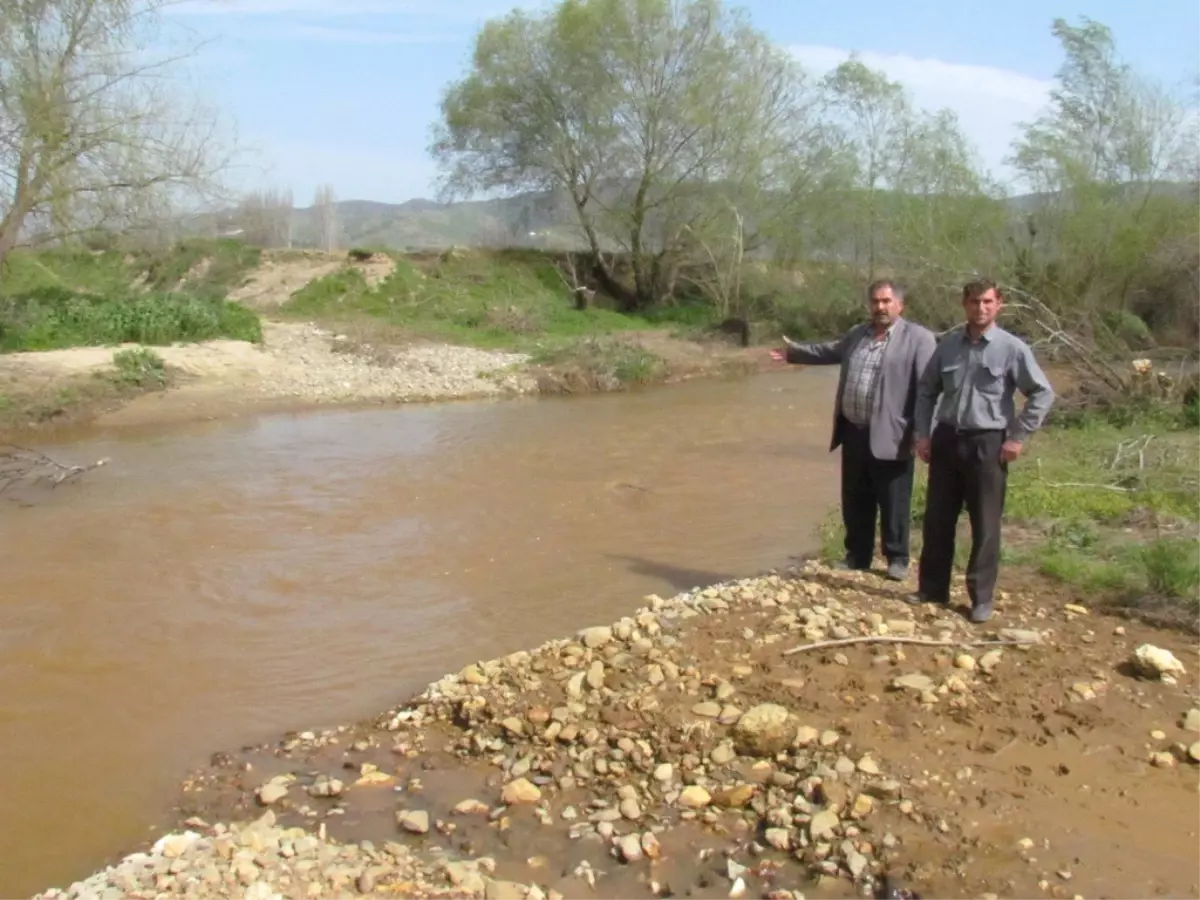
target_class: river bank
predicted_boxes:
[0,319,764,438]
[34,558,1200,900]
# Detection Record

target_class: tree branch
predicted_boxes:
[782,634,1041,657]
[0,445,109,496]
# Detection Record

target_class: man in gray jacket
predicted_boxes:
[771,280,937,580]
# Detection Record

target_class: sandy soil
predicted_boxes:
[37,559,1200,900]
[0,319,535,431]
[226,251,396,308]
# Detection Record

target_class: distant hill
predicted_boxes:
[198,181,1197,253]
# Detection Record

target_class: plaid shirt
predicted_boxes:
[840,325,893,425]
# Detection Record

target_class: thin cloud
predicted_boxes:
[288,24,460,44]
[166,0,514,17]
[167,0,418,15]
[790,45,1055,182]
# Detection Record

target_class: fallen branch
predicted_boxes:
[1035,458,1135,492]
[0,445,109,495]
[1037,480,1134,493]
[1108,434,1154,471]
[782,635,1040,657]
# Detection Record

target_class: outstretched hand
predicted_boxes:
[768,335,794,364]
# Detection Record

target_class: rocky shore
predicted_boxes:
[34,561,1200,900]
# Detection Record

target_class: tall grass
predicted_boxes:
[0,240,263,351]
[0,286,261,351]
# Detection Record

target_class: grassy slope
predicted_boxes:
[0,240,263,350]
[0,240,265,432]
[278,248,736,390]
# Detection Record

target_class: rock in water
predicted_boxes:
[678,785,711,808]
[396,809,430,834]
[733,704,795,756]
[1131,644,1186,681]
[501,778,541,805]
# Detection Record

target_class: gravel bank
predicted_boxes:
[33,561,1200,900]
[247,322,536,404]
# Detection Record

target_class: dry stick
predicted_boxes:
[782,635,1039,657]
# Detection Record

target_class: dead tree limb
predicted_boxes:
[782,635,1041,657]
[0,445,109,495]
[553,252,596,310]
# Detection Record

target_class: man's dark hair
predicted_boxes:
[867,279,905,302]
[962,278,1001,302]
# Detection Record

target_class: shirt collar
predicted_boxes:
[963,323,997,344]
[871,318,900,339]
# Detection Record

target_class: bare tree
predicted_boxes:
[0,0,239,271]
[264,185,292,248]
[679,202,746,320]
[236,185,293,248]
[553,251,596,310]
[313,183,338,252]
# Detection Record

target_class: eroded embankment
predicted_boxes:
[35,560,1200,900]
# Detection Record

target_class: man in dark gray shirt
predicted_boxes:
[911,278,1055,623]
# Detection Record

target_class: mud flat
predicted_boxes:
[34,561,1200,900]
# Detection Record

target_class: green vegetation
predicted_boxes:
[1004,406,1199,624]
[0,239,262,352]
[111,348,168,388]
[529,336,667,392]
[818,399,1199,625]
[282,249,671,346]
[428,3,1197,351]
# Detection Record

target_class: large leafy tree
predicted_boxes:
[1006,16,1199,344]
[430,0,815,311]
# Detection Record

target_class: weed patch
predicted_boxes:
[0,286,261,351]
[0,240,263,352]
[111,348,168,388]
[531,336,667,393]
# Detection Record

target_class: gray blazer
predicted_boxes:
[785,317,938,461]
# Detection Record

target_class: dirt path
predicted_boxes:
[37,560,1200,900]
[227,250,397,308]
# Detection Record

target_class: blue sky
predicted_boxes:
[165,0,1200,205]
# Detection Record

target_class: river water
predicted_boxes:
[0,368,841,897]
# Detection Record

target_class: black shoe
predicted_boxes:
[969,602,994,623]
[832,557,869,571]
[905,591,947,606]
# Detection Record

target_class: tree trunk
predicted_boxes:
[568,189,639,311]
[0,200,33,278]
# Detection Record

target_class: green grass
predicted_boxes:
[280,249,704,352]
[0,240,263,351]
[816,408,1199,621]
[0,286,261,350]
[111,348,168,388]
[529,335,668,391]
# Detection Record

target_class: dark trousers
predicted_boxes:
[918,424,1008,609]
[840,422,915,568]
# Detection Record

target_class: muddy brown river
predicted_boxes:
[0,368,841,897]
